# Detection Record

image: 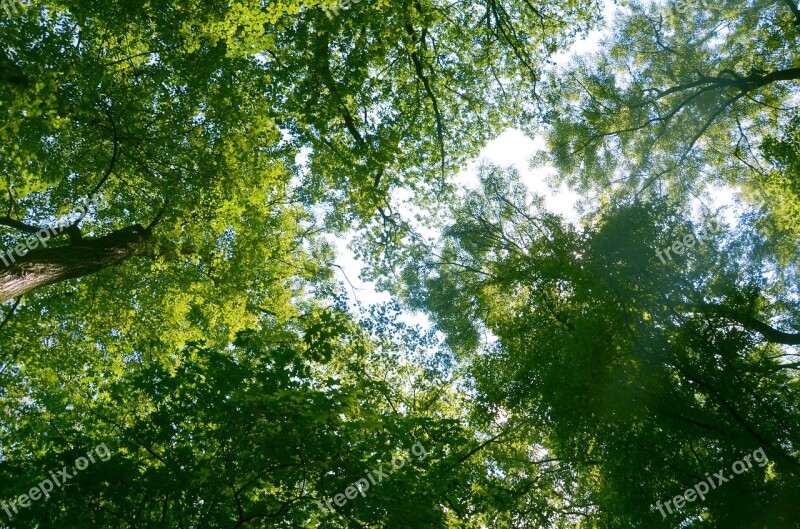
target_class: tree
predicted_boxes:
[543,0,800,205]
[390,166,800,527]
[5,0,800,527]
[0,2,604,526]
[0,298,580,528]
[0,0,600,353]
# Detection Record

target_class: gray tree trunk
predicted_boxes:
[0,225,149,303]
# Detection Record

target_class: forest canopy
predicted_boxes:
[0,0,798,527]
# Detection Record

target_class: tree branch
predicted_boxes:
[781,0,800,25]
[317,33,367,148]
[0,296,22,335]
[0,215,47,234]
[405,23,446,185]
[0,108,118,239]
[85,107,120,204]
[700,303,800,345]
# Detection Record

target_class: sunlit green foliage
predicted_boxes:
[1,0,799,527]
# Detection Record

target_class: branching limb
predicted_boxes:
[317,33,367,148]
[781,0,800,25]
[86,107,120,202]
[0,296,22,335]
[405,23,446,185]
[0,215,48,234]
[700,303,800,345]
[1,108,118,239]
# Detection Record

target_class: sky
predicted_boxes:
[331,128,586,314]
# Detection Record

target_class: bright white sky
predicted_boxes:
[332,128,587,312]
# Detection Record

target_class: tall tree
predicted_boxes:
[0,0,599,301]
[1,4,605,527]
[389,166,800,528]
[543,0,800,205]
[0,0,600,358]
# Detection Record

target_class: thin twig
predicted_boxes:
[0,296,22,335]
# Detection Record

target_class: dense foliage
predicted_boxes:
[1,0,798,527]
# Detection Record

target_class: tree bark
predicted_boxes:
[0,224,150,303]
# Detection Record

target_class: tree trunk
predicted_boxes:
[0,224,150,303]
